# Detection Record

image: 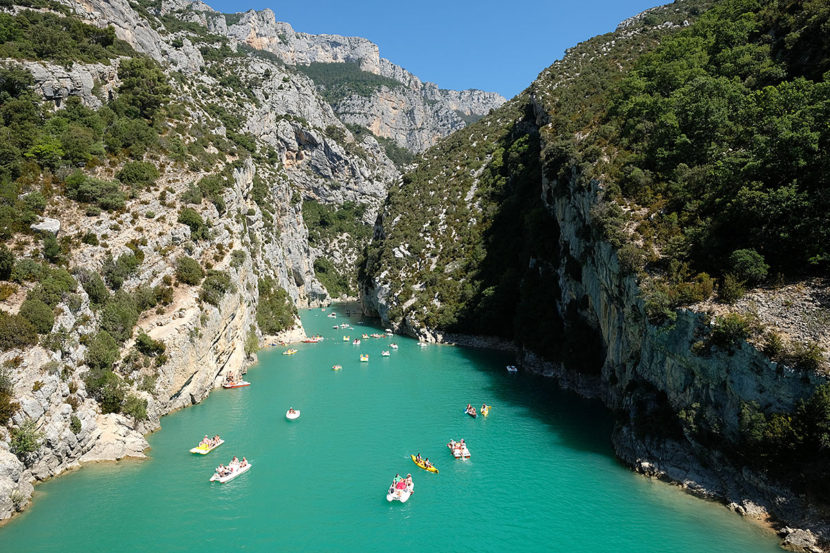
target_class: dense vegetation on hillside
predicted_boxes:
[296,62,404,106]
[362,0,830,500]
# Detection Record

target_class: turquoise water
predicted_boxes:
[0,307,780,552]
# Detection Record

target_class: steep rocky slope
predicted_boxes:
[0,0,499,520]
[172,2,506,152]
[361,1,830,549]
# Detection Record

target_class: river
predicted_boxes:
[0,307,781,552]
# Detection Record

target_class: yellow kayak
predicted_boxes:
[411,454,438,474]
[283,349,297,355]
[481,405,491,417]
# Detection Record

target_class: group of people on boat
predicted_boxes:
[447,439,471,458]
[214,456,248,478]
[287,407,299,415]
[413,453,433,469]
[389,473,414,493]
[225,374,240,385]
[200,435,221,448]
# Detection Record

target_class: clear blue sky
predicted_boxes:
[206,0,663,99]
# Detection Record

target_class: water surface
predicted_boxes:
[0,307,780,552]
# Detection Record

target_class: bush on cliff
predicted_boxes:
[122,394,147,421]
[175,256,203,285]
[116,160,159,188]
[83,366,124,414]
[0,311,38,351]
[199,270,233,306]
[18,297,54,334]
[256,277,295,334]
[84,330,120,370]
[0,367,19,426]
[9,418,43,460]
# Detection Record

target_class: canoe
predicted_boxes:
[410,454,438,474]
[286,409,301,420]
[190,439,224,455]
[210,463,251,483]
[222,381,250,389]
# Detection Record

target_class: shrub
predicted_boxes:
[230,249,246,268]
[710,313,750,349]
[0,367,19,425]
[122,394,147,421]
[64,172,125,211]
[180,184,203,205]
[729,249,769,285]
[83,366,124,413]
[84,330,120,369]
[763,332,785,360]
[244,326,258,356]
[10,259,46,283]
[199,270,232,306]
[78,269,109,305]
[41,234,61,263]
[116,161,158,188]
[718,273,745,304]
[81,231,99,245]
[0,311,38,351]
[256,277,296,334]
[788,341,824,372]
[178,207,207,240]
[0,246,14,280]
[101,253,140,290]
[10,418,43,460]
[69,414,81,434]
[175,256,203,285]
[18,298,54,334]
[99,290,138,343]
[135,331,165,356]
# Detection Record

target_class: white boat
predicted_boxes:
[448,441,471,459]
[506,365,518,373]
[286,409,301,420]
[390,343,398,349]
[386,480,414,503]
[328,313,337,318]
[417,342,428,348]
[190,438,224,455]
[381,351,390,357]
[385,328,393,334]
[210,462,252,483]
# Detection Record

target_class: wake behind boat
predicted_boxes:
[210,457,251,483]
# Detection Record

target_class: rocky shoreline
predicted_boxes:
[516,348,829,553]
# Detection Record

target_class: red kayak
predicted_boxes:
[465,409,477,418]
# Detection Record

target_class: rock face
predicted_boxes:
[219,7,506,151]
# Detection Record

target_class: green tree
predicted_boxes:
[728,249,769,285]
[18,297,54,334]
[175,256,203,285]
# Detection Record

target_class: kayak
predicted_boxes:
[411,454,438,474]
[465,409,477,418]
[332,365,342,371]
[286,409,301,420]
[343,336,350,341]
[190,439,224,455]
[283,349,298,355]
[222,381,250,389]
[481,405,491,417]
[210,463,251,483]
[386,479,415,503]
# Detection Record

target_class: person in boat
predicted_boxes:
[405,474,413,489]
[415,453,422,463]
[393,473,402,484]
[288,407,296,414]
[241,457,248,467]
[424,458,431,468]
